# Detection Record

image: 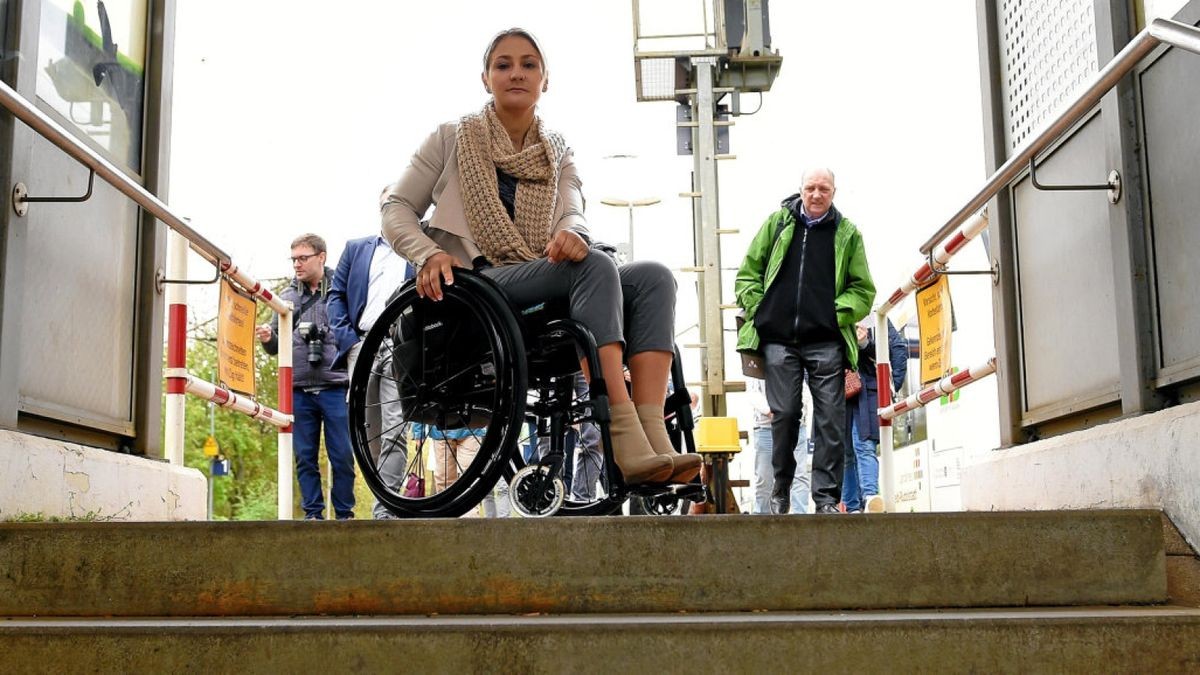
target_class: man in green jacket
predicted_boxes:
[735,169,875,514]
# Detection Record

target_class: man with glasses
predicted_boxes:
[256,234,355,520]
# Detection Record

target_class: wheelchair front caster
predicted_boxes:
[510,464,565,517]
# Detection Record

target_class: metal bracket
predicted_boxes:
[11,169,98,217]
[926,251,1000,285]
[155,264,221,294]
[1029,156,1121,204]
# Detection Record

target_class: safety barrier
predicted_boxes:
[872,18,1200,511]
[0,79,297,520]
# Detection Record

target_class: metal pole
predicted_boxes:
[164,231,188,466]
[875,310,895,511]
[628,204,635,261]
[277,306,294,520]
[208,400,215,521]
[0,79,228,265]
[693,60,726,416]
[207,462,214,521]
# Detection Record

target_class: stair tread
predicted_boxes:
[4,605,1200,630]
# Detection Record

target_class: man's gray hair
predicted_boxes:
[800,168,837,187]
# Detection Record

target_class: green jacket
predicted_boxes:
[734,205,876,370]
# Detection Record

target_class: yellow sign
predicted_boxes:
[203,436,219,457]
[917,275,953,385]
[218,280,257,396]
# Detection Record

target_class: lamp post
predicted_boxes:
[600,197,660,262]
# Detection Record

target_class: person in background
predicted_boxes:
[257,233,355,520]
[735,168,875,515]
[747,377,812,514]
[327,234,413,519]
[415,424,510,518]
[843,318,908,513]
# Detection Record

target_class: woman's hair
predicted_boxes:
[482,28,546,72]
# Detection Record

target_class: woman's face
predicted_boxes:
[482,35,546,113]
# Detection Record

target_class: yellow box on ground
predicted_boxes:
[695,417,741,454]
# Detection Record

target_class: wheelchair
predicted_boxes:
[347,268,706,518]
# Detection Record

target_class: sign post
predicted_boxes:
[917,275,953,385]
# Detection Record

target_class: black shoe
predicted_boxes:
[770,490,790,515]
[816,504,839,515]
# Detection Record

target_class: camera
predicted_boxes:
[296,321,326,367]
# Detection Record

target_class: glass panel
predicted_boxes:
[36,0,147,171]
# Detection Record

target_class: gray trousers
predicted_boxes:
[347,339,408,519]
[764,340,846,508]
[481,254,676,355]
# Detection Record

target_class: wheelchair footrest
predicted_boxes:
[628,481,706,503]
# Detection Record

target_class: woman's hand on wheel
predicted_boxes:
[544,230,589,263]
[417,252,462,301]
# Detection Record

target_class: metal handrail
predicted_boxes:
[1,78,297,519]
[919,18,1200,255]
[874,17,1200,513]
[0,79,227,264]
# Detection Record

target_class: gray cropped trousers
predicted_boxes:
[481,254,677,356]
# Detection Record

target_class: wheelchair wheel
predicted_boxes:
[509,464,565,517]
[505,395,622,517]
[348,272,527,518]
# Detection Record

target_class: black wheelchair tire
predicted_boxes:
[348,273,527,518]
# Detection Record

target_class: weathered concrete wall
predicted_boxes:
[962,400,1200,550]
[0,430,205,521]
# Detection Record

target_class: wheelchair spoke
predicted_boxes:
[380,339,423,393]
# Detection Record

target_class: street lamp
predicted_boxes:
[600,197,660,262]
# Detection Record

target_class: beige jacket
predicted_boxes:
[380,121,588,268]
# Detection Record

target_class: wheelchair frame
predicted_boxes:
[347,269,704,518]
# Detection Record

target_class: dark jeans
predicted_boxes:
[763,341,846,508]
[293,387,356,519]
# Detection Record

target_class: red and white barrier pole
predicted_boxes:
[176,376,292,427]
[219,259,294,518]
[875,210,990,512]
[164,232,188,466]
[220,260,291,316]
[878,212,990,316]
[880,358,998,421]
[277,306,294,520]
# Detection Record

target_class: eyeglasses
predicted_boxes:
[290,253,319,265]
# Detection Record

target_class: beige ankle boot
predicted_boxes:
[636,403,702,483]
[609,401,674,484]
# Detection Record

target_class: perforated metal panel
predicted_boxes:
[997,0,1098,152]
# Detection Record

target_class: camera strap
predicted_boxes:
[292,291,322,331]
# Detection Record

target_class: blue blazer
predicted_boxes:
[328,236,412,369]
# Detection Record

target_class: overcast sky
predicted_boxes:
[170,1,983,277]
[168,0,996,371]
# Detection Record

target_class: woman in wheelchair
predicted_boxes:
[377,27,701,493]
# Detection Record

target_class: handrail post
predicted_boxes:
[164,231,188,466]
[874,309,895,511]
[277,306,294,520]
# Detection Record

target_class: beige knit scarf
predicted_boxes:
[456,103,565,265]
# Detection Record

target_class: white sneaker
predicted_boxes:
[863,494,885,513]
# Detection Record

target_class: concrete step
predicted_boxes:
[0,510,1167,616]
[2,607,1199,672]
